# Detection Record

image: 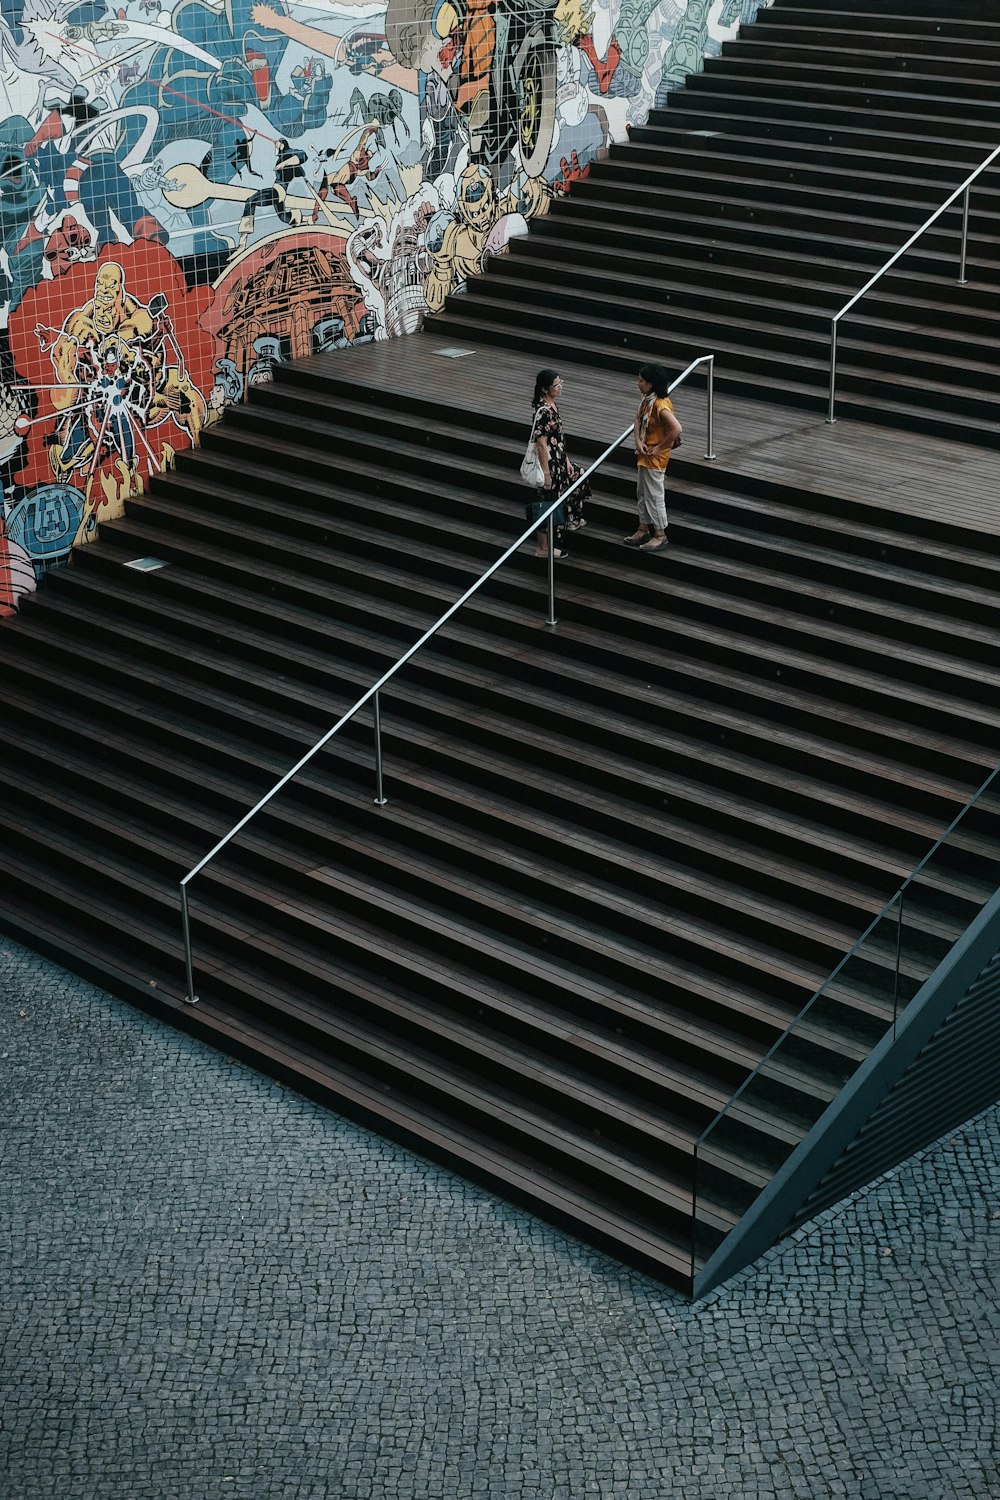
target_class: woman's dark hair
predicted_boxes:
[532,368,559,408]
[638,362,671,398]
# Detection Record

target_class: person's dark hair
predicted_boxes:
[638,362,671,398]
[532,367,559,408]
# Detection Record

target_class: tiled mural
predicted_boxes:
[0,0,768,610]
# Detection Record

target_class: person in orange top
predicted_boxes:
[625,362,683,552]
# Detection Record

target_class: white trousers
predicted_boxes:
[636,465,667,531]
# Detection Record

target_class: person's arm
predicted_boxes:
[644,404,682,457]
[534,408,554,488]
[251,3,342,56]
[535,434,552,489]
[251,3,418,87]
[632,406,646,456]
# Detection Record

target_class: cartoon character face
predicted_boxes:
[92,263,126,333]
[213,356,244,403]
[45,215,94,274]
[456,164,496,232]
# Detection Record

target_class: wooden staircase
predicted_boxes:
[433,0,1000,448]
[5,342,1000,1288]
[4,0,1000,1292]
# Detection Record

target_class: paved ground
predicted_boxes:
[2,933,998,1500]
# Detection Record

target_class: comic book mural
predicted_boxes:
[0,0,771,609]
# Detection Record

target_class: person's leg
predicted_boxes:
[640,468,667,549]
[624,469,651,544]
[534,505,564,558]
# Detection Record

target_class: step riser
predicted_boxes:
[758,4,1000,33]
[528,210,993,286]
[4,588,903,931]
[549,185,997,250]
[611,136,994,187]
[98,495,1000,751]
[569,171,1000,225]
[466,277,999,369]
[2,785,721,1159]
[635,111,993,167]
[684,73,1000,126]
[2,835,704,1237]
[704,57,1000,102]
[429,310,1000,434]
[101,482,1000,740]
[2,612,940,917]
[593,152,1000,212]
[665,91,1000,142]
[29,582,959,936]
[728,40,1000,73]
[64,537,1000,786]
[17,601,952,905]
[147,462,1000,653]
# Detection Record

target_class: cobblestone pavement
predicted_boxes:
[2,934,998,1500]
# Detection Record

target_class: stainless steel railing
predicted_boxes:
[828,141,1000,423]
[179,354,718,1003]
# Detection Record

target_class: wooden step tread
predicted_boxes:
[0,658,912,1040]
[452,293,1000,387]
[37,578,984,827]
[103,497,1000,740]
[0,873,716,1280]
[1,780,748,1151]
[0,669,923,1020]
[69,531,1000,757]
[0,631,924,892]
[52,547,991,793]
[6,607,886,954]
[20,588,969,855]
[3,804,771,1115]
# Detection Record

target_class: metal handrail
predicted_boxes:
[827,141,1000,423]
[180,354,718,1003]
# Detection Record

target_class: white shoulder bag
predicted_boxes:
[519,408,544,488]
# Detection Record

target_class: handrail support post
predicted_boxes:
[958,185,970,285]
[373,689,388,806]
[827,318,838,425]
[180,882,198,1005]
[545,511,557,627]
[893,887,905,1037]
[704,357,717,460]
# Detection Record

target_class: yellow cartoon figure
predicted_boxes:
[425,164,497,313]
[39,263,207,484]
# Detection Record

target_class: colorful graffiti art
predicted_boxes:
[0,0,772,601]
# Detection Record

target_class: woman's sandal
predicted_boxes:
[623,531,648,546]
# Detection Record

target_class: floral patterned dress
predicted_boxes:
[534,401,590,527]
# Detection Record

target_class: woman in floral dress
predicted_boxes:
[530,367,591,557]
